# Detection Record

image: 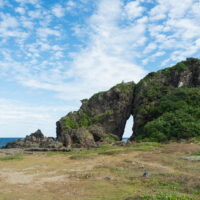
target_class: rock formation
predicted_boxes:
[131,58,200,141]
[56,82,135,148]
[4,58,200,149]
[57,58,200,146]
[5,129,64,150]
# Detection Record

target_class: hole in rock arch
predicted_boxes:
[122,115,134,141]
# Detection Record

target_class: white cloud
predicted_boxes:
[15,7,26,15]
[0,13,19,28]
[1,0,200,101]
[145,0,200,66]
[37,27,61,40]
[0,0,147,102]
[0,0,6,8]
[0,14,29,41]
[15,0,40,7]
[52,4,65,18]
[124,0,145,20]
[66,0,76,11]
[144,43,157,54]
[27,9,41,19]
[20,16,34,29]
[29,0,146,99]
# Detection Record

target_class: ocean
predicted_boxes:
[0,138,22,148]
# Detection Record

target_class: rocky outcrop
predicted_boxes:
[56,82,135,148]
[5,130,64,150]
[5,58,200,149]
[57,57,200,145]
[131,58,200,141]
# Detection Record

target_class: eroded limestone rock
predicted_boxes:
[56,82,135,147]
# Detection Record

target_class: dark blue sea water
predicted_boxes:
[0,138,22,148]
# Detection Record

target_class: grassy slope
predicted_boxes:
[0,142,200,200]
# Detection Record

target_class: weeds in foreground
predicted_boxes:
[129,192,197,200]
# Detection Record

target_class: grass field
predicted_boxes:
[0,142,200,200]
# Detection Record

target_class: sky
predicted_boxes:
[0,0,200,138]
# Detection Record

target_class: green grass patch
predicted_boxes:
[128,142,162,151]
[68,142,162,159]
[46,151,69,156]
[0,154,23,161]
[68,144,117,159]
[193,151,200,155]
[132,192,196,200]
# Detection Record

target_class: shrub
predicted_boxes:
[137,88,200,142]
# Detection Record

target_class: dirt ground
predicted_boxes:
[0,142,200,200]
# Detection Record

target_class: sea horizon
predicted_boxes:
[0,137,22,148]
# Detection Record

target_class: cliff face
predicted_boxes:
[56,82,135,148]
[57,58,200,146]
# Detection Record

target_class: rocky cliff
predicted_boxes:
[57,58,200,146]
[56,82,135,148]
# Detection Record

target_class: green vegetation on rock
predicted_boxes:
[62,117,78,130]
[112,81,134,93]
[162,61,188,76]
[62,109,115,130]
[137,88,200,142]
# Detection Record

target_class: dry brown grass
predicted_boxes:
[0,142,200,200]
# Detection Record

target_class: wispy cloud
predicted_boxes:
[52,4,65,18]
[1,0,200,98]
[145,0,200,66]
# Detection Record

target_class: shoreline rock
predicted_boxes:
[4,130,65,150]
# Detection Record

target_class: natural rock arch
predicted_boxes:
[122,115,134,140]
[5,58,200,149]
[56,82,135,148]
[56,58,200,147]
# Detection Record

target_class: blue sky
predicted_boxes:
[0,0,200,137]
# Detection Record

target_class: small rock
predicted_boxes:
[143,172,150,177]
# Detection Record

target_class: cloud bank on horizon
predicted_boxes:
[0,0,200,137]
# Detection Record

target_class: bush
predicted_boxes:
[137,88,200,142]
